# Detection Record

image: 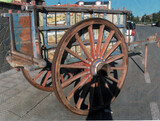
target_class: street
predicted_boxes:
[0,25,160,120]
[112,25,160,120]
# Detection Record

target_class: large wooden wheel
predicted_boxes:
[52,18,128,115]
[22,64,54,92]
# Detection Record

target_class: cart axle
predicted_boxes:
[91,59,105,76]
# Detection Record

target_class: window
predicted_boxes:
[96,1,101,5]
[79,1,84,6]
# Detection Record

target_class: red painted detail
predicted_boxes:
[8,9,12,13]
[131,30,135,36]
[36,42,40,56]
[17,10,21,13]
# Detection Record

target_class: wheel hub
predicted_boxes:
[90,59,106,76]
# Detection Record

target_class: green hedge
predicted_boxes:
[0,0,13,3]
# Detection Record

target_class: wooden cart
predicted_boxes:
[2,5,159,115]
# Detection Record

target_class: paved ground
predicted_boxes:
[0,25,160,120]
[112,44,160,120]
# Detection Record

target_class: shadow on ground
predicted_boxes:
[85,52,143,120]
[86,106,113,120]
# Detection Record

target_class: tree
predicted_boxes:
[133,16,139,23]
[141,14,146,22]
[141,14,151,23]
[127,13,134,21]
[152,12,160,23]
[145,16,151,23]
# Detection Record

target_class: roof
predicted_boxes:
[75,1,109,5]
[11,1,30,5]
[52,4,80,7]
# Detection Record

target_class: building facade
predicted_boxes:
[76,0,111,9]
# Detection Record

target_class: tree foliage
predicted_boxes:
[127,11,160,23]
[133,16,139,23]
[152,12,160,22]
[141,14,151,23]
[127,13,134,21]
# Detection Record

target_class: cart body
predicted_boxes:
[4,6,129,70]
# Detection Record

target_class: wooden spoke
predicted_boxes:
[42,71,51,87]
[67,62,85,66]
[96,25,105,58]
[60,64,89,69]
[76,76,92,109]
[67,74,91,101]
[88,100,90,110]
[69,73,73,78]
[65,47,90,64]
[61,73,74,83]
[103,41,121,60]
[88,25,95,59]
[75,33,92,60]
[100,30,115,57]
[76,81,91,109]
[22,69,53,92]
[110,67,125,70]
[107,75,119,83]
[33,71,45,81]
[76,97,85,109]
[60,74,65,83]
[62,71,89,88]
[105,54,124,64]
[76,76,93,109]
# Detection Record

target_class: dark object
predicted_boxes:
[126,21,136,30]
[156,21,160,27]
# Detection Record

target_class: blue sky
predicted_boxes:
[45,0,160,17]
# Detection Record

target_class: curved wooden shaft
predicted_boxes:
[144,44,148,73]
